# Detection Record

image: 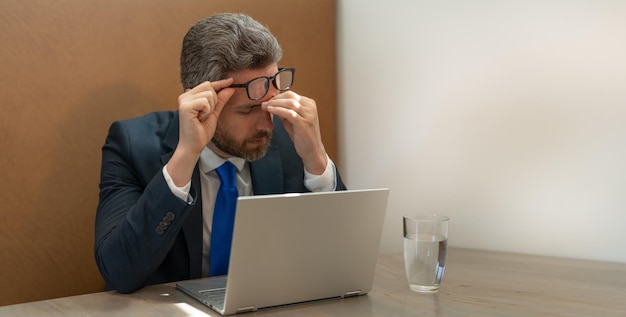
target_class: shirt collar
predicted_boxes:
[198,147,246,174]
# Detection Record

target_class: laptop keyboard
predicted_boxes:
[199,288,226,308]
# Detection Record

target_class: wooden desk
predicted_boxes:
[2,248,625,316]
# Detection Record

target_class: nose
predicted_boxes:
[256,106,274,131]
[264,84,279,100]
[256,86,278,130]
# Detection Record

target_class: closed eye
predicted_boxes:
[239,105,260,114]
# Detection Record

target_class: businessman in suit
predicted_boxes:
[95,13,346,293]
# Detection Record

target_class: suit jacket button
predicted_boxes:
[165,212,176,221]
[156,226,165,235]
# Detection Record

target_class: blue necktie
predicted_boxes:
[209,161,238,276]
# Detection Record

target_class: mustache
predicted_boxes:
[247,130,272,142]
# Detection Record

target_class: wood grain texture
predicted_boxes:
[0,0,337,305]
[1,248,624,315]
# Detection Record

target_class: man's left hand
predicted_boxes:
[262,91,327,175]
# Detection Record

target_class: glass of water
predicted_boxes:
[403,214,449,292]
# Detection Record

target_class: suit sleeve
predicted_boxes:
[334,164,347,191]
[94,120,196,293]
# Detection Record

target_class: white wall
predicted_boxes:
[337,0,626,263]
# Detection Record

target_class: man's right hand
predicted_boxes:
[167,79,235,187]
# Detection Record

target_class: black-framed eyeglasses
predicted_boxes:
[229,67,295,100]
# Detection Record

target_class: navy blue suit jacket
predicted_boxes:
[95,111,346,293]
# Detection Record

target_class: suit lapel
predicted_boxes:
[250,144,283,195]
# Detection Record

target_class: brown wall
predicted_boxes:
[0,0,337,305]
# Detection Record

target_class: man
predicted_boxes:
[95,13,346,294]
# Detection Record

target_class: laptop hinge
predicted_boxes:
[344,290,362,297]
[237,305,257,313]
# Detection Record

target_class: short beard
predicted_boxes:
[212,128,272,161]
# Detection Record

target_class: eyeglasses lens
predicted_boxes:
[247,78,269,100]
[243,69,295,100]
[275,70,293,90]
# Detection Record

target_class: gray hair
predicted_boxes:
[180,13,283,89]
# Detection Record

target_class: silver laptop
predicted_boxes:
[176,188,390,315]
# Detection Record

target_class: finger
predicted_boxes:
[264,103,300,120]
[186,98,211,122]
[262,95,308,119]
[271,90,302,102]
[211,77,235,91]
[187,81,214,94]
[187,78,234,96]
[265,91,306,110]
[183,79,235,118]
[212,87,236,118]
[199,78,235,108]
[179,85,215,111]
[186,90,218,109]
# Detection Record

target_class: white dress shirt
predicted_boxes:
[162,147,336,276]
